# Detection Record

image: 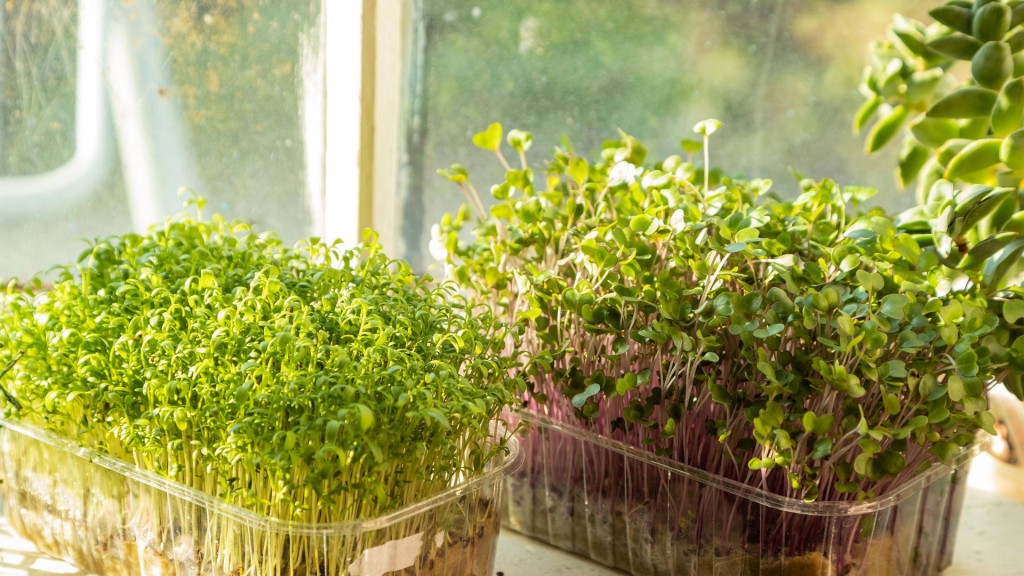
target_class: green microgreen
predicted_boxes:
[436,121,1024,511]
[0,208,521,529]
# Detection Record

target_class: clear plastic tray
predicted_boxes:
[503,410,978,576]
[0,417,522,576]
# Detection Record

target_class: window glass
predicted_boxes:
[400,0,927,271]
[0,0,322,281]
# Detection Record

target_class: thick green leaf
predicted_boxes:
[992,77,1024,136]
[854,96,883,134]
[944,138,1003,179]
[899,138,931,187]
[927,87,998,118]
[1007,28,1024,53]
[954,185,1014,232]
[959,231,1022,270]
[928,33,983,60]
[865,105,910,154]
[972,41,1013,90]
[929,5,974,35]
[910,117,960,148]
[983,237,1024,289]
[1001,129,1024,170]
[973,2,1011,42]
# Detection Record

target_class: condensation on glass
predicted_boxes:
[398,0,929,271]
[0,1,323,280]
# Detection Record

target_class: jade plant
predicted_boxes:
[435,120,1024,511]
[0,198,520,566]
[857,2,1024,394]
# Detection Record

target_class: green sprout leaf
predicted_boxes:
[473,122,504,151]
[693,118,723,137]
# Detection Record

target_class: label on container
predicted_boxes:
[347,532,424,576]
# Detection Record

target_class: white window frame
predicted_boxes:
[324,0,410,255]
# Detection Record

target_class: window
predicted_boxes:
[390,0,929,271]
[2,1,929,280]
[1,0,340,280]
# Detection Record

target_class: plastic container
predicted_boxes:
[0,417,522,576]
[503,410,978,576]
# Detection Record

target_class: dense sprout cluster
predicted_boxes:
[0,203,519,522]
[436,123,1024,503]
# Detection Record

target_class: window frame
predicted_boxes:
[324,0,411,255]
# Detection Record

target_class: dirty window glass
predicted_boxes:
[398,0,928,271]
[0,1,322,280]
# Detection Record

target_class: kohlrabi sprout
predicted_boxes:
[435,121,1024,562]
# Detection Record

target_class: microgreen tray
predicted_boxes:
[0,417,522,576]
[503,410,978,576]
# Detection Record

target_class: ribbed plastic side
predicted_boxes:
[0,419,522,576]
[502,410,976,576]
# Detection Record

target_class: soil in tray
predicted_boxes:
[505,479,925,576]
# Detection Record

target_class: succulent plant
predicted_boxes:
[858,0,1024,398]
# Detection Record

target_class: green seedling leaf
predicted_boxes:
[630,214,654,233]
[709,382,732,405]
[1004,299,1024,323]
[507,129,533,152]
[880,294,910,320]
[811,438,833,460]
[356,403,375,431]
[572,383,601,408]
[0,352,24,411]
[615,372,638,395]
[856,269,885,293]
[952,184,1009,222]
[802,411,817,434]
[693,118,723,137]
[931,440,959,465]
[422,407,451,430]
[568,157,589,184]
[473,122,504,152]
[437,163,469,183]
[680,138,703,154]
[948,373,965,402]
